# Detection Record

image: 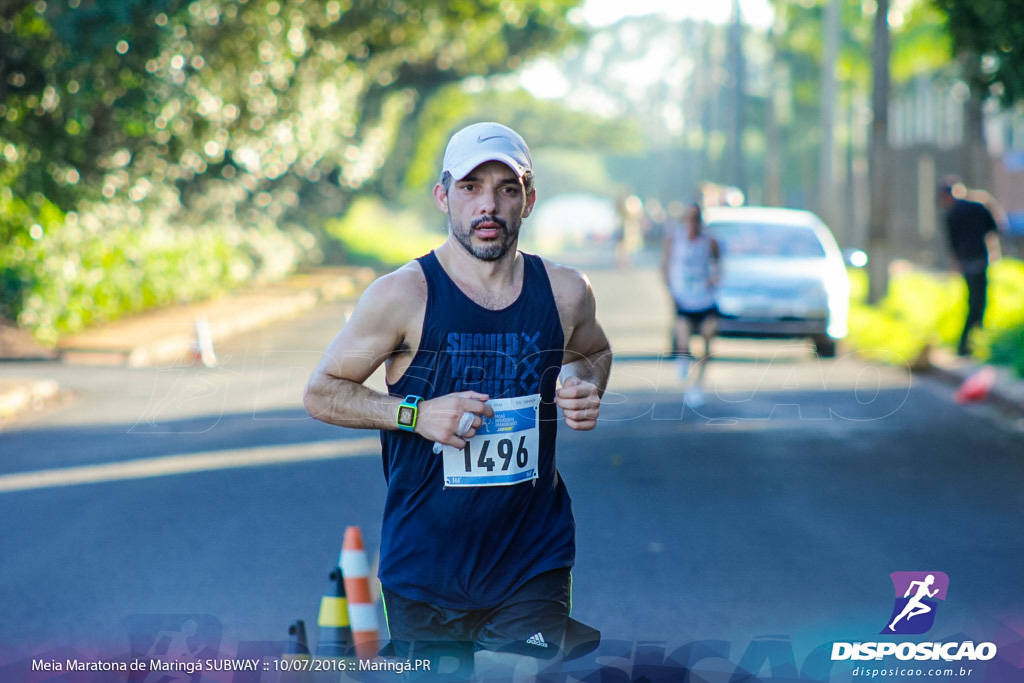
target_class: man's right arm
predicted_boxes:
[303,269,415,430]
[303,265,493,446]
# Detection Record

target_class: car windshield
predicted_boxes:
[708,222,826,258]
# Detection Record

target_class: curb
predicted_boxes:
[0,379,61,423]
[918,348,1024,420]
[56,266,376,367]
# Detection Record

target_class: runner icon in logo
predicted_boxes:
[882,571,949,635]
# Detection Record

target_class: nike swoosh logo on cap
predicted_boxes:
[477,135,503,143]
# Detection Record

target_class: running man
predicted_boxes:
[143,619,202,683]
[888,574,939,632]
[304,122,612,679]
[662,202,720,407]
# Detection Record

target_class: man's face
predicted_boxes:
[434,160,535,262]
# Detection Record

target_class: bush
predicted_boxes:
[846,258,1024,374]
[988,323,1024,377]
[847,303,929,364]
[325,197,445,267]
[2,190,316,346]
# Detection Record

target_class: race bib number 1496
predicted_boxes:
[442,395,540,487]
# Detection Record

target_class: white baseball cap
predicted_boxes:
[442,122,532,182]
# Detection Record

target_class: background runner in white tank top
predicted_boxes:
[667,228,716,312]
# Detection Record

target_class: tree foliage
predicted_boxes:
[773,0,949,104]
[932,0,1024,107]
[1,0,583,225]
[0,0,583,338]
[765,0,950,208]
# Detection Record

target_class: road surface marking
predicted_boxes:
[0,437,380,493]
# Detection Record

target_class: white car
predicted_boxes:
[703,206,850,357]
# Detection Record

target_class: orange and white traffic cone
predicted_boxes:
[954,366,996,404]
[315,568,353,659]
[341,526,380,661]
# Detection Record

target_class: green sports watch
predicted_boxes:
[396,395,424,432]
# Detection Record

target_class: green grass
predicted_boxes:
[845,259,1024,374]
[325,197,445,267]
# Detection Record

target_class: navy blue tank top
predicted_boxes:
[379,250,574,609]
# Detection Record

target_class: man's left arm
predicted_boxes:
[984,206,1003,262]
[550,265,613,431]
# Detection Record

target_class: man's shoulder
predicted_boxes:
[532,254,589,295]
[358,258,428,310]
[953,198,992,218]
[532,254,595,321]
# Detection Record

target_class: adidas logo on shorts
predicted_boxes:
[526,632,549,648]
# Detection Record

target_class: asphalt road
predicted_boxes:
[1,251,1022,682]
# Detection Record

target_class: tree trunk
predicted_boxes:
[960,52,991,191]
[819,0,840,233]
[867,0,892,304]
[727,0,746,196]
[764,9,784,207]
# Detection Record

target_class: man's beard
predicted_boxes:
[451,214,520,262]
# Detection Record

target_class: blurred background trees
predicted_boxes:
[0,0,590,341]
[1,0,1022,345]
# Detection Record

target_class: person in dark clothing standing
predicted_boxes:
[939,178,1002,356]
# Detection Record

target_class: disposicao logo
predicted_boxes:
[831,571,998,663]
[882,571,949,635]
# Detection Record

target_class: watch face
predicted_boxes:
[398,405,415,426]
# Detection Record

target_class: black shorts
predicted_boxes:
[675,304,717,329]
[382,568,571,667]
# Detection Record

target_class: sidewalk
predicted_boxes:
[0,266,376,424]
